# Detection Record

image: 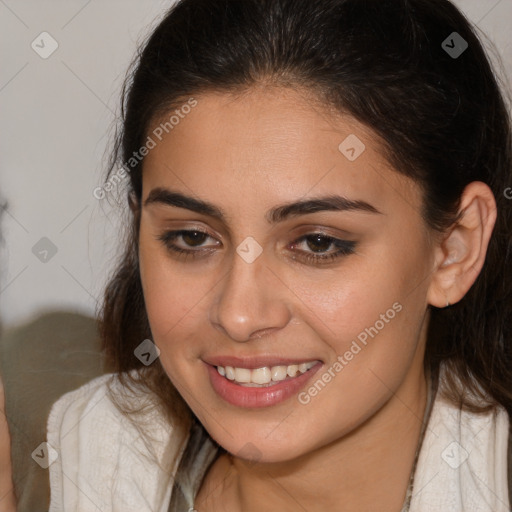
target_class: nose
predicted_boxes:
[208,249,291,342]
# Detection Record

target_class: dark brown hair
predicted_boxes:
[99,0,512,467]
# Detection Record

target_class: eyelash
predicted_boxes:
[157,229,356,265]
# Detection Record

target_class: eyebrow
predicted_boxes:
[144,187,382,224]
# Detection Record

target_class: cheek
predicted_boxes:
[287,257,401,332]
[287,235,430,368]
[138,227,217,372]
[281,260,427,442]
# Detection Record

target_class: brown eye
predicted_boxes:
[304,234,334,253]
[290,233,356,265]
[181,230,208,247]
[157,229,220,258]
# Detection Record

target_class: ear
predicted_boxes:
[427,181,497,308]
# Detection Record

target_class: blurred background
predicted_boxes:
[0,0,511,330]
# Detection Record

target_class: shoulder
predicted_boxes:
[47,372,189,512]
[410,364,511,511]
[47,373,115,439]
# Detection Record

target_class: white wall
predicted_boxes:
[0,1,170,328]
[0,0,511,329]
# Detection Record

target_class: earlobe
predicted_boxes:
[428,230,468,308]
[427,181,497,308]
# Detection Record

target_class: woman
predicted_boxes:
[47,0,512,510]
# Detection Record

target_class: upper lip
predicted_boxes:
[204,355,322,369]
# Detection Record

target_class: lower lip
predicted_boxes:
[206,362,323,408]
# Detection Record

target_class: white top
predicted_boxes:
[410,384,510,511]
[47,367,510,512]
[46,373,190,512]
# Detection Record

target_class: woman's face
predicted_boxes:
[139,86,436,462]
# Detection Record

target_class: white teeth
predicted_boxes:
[287,364,299,378]
[271,365,288,381]
[252,367,271,384]
[234,368,251,383]
[216,361,317,386]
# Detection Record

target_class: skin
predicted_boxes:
[138,86,496,512]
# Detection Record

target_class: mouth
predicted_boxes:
[205,358,324,408]
[216,361,319,387]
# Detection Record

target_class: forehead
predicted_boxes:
[142,87,423,221]
[146,86,365,167]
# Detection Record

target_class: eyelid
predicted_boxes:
[289,233,356,256]
[160,228,220,249]
[289,224,355,239]
[160,223,220,241]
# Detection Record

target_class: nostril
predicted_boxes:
[250,327,278,340]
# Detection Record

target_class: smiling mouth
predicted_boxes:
[215,361,320,387]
